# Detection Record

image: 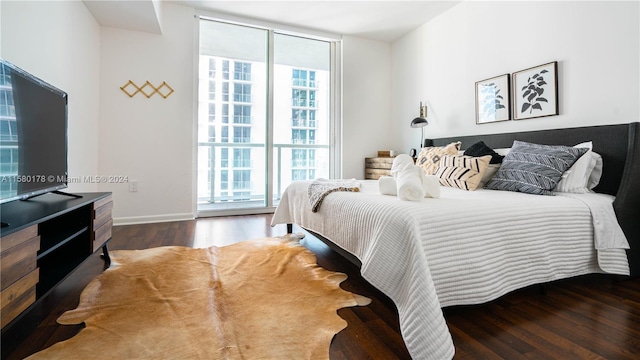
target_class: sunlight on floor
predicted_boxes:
[192,215,291,248]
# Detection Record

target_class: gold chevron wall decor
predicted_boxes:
[120,80,174,99]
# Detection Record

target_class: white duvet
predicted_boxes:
[271,181,630,360]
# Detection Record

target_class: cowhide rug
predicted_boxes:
[27,235,370,359]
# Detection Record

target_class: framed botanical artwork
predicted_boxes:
[475,74,511,124]
[512,61,558,120]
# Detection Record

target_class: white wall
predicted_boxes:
[1,0,101,192]
[342,36,392,179]
[392,1,640,153]
[98,3,195,224]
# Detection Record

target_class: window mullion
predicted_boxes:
[265,29,275,208]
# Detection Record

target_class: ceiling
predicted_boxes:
[84,0,163,34]
[83,0,462,43]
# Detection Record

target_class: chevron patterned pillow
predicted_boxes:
[435,155,492,191]
[484,140,588,195]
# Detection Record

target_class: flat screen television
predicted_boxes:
[0,59,68,204]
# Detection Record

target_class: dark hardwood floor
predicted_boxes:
[3,215,640,359]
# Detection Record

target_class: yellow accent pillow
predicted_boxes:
[416,142,462,175]
[435,155,492,191]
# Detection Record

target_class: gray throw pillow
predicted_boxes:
[484,140,588,195]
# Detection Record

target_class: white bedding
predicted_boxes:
[271,180,630,360]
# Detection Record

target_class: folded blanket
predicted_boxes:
[378,176,397,196]
[308,178,360,212]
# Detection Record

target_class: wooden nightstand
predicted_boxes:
[365,157,394,179]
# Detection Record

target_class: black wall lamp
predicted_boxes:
[410,101,428,149]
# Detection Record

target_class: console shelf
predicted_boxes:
[0,192,113,334]
[37,226,89,260]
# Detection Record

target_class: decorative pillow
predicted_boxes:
[463,141,504,164]
[416,142,461,175]
[484,140,588,195]
[435,155,491,191]
[555,141,598,193]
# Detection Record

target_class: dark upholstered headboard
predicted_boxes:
[428,122,640,278]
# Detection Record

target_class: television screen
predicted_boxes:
[0,59,68,203]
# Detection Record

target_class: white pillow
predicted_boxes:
[587,152,603,190]
[494,148,511,156]
[478,164,500,188]
[554,141,599,193]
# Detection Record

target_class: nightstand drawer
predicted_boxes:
[365,168,392,180]
[365,157,394,169]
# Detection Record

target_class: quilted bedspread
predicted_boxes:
[271,180,630,360]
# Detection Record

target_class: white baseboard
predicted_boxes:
[113,213,195,226]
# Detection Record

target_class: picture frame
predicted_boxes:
[512,61,558,120]
[475,74,511,124]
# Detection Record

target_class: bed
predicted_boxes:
[271,122,640,360]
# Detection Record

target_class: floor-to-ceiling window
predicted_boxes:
[0,65,18,199]
[197,17,339,216]
[272,33,331,203]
